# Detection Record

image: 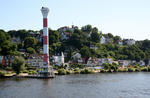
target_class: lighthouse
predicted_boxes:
[39,7,54,77]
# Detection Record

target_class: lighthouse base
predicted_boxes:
[38,66,55,78]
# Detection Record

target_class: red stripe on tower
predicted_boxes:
[43,54,49,62]
[43,36,48,44]
[43,18,48,27]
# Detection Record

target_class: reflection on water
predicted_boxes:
[0,73,150,98]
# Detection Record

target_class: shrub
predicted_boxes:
[80,69,94,74]
[100,69,106,73]
[58,69,66,75]
[22,70,28,73]
[128,68,135,72]
[122,68,128,72]
[0,71,6,77]
[135,68,141,72]
[12,57,25,74]
[141,67,148,72]
[28,70,37,75]
[66,70,71,74]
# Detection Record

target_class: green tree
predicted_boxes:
[26,47,36,54]
[49,30,60,44]
[24,37,38,48]
[80,46,91,58]
[12,57,25,74]
[81,25,92,33]
[90,32,100,43]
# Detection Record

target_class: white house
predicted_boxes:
[72,52,81,62]
[124,39,135,46]
[52,52,64,66]
[100,36,106,44]
[118,40,123,46]
[118,60,129,67]
[97,58,113,66]
[138,60,145,66]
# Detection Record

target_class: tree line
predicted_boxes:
[0,25,150,62]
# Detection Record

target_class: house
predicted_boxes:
[124,39,135,46]
[118,40,123,46]
[118,60,130,67]
[86,57,98,67]
[100,36,106,44]
[72,52,82,63]
[52,52,64,66]
[26,54,43,67]
[11,36,21,44]
[138,60,145,66]
[0,56,15,67]
[97,58,113,66]
[100,36,111,44]
[60,32,70,40]
[58,25,78,40]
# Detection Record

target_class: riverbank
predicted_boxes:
[1,66,150,78]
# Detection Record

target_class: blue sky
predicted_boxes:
[0,0,150,40]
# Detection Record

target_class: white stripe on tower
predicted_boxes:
[41,7,50,66]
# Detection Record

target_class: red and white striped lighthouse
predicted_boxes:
[40,7,54,77]
[41,7,49,66]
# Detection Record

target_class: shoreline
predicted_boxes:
[1,69,150,79]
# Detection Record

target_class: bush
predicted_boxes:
[122,68,128,72]
[58,69,66,75]
[28,70,37,75]
[128,68,135,72]
[12,57,25,74]
[135,68,141,72]
[26,66,36,70]
[100,69,105,73]
[66,70,71,74]
[141,67,148,72]
[80,69,94,74]
[74,70,81,74]
[22,70,28,73]
[0,71,6,77]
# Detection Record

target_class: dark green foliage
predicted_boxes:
[12,57,25,74]
[80,69,94,74]
[24,37,38,49]
[0,30,18,56]
[80,46,91,58]
[0,71,6,77]
[49,30,60,44]
[26,47,36,54]
[58,69,67,75]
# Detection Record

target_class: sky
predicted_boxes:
[0,0,150,40]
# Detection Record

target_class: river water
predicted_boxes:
[0,72,150,98]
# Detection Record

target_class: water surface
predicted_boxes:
[0,72,150,98]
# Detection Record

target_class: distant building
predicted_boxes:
[100,36,111,44]
[118,40,123,46]
[100,36,106,44]
[26,54,43,67]
[124,39,135,46]
[97,58,113,66]
[11,36,21,44]
[58,25,78,40]
[118,60,129,67]
[52,52,64,66]
[87,57,98,67]
[72,52,82,63]
[138,60,145,66]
